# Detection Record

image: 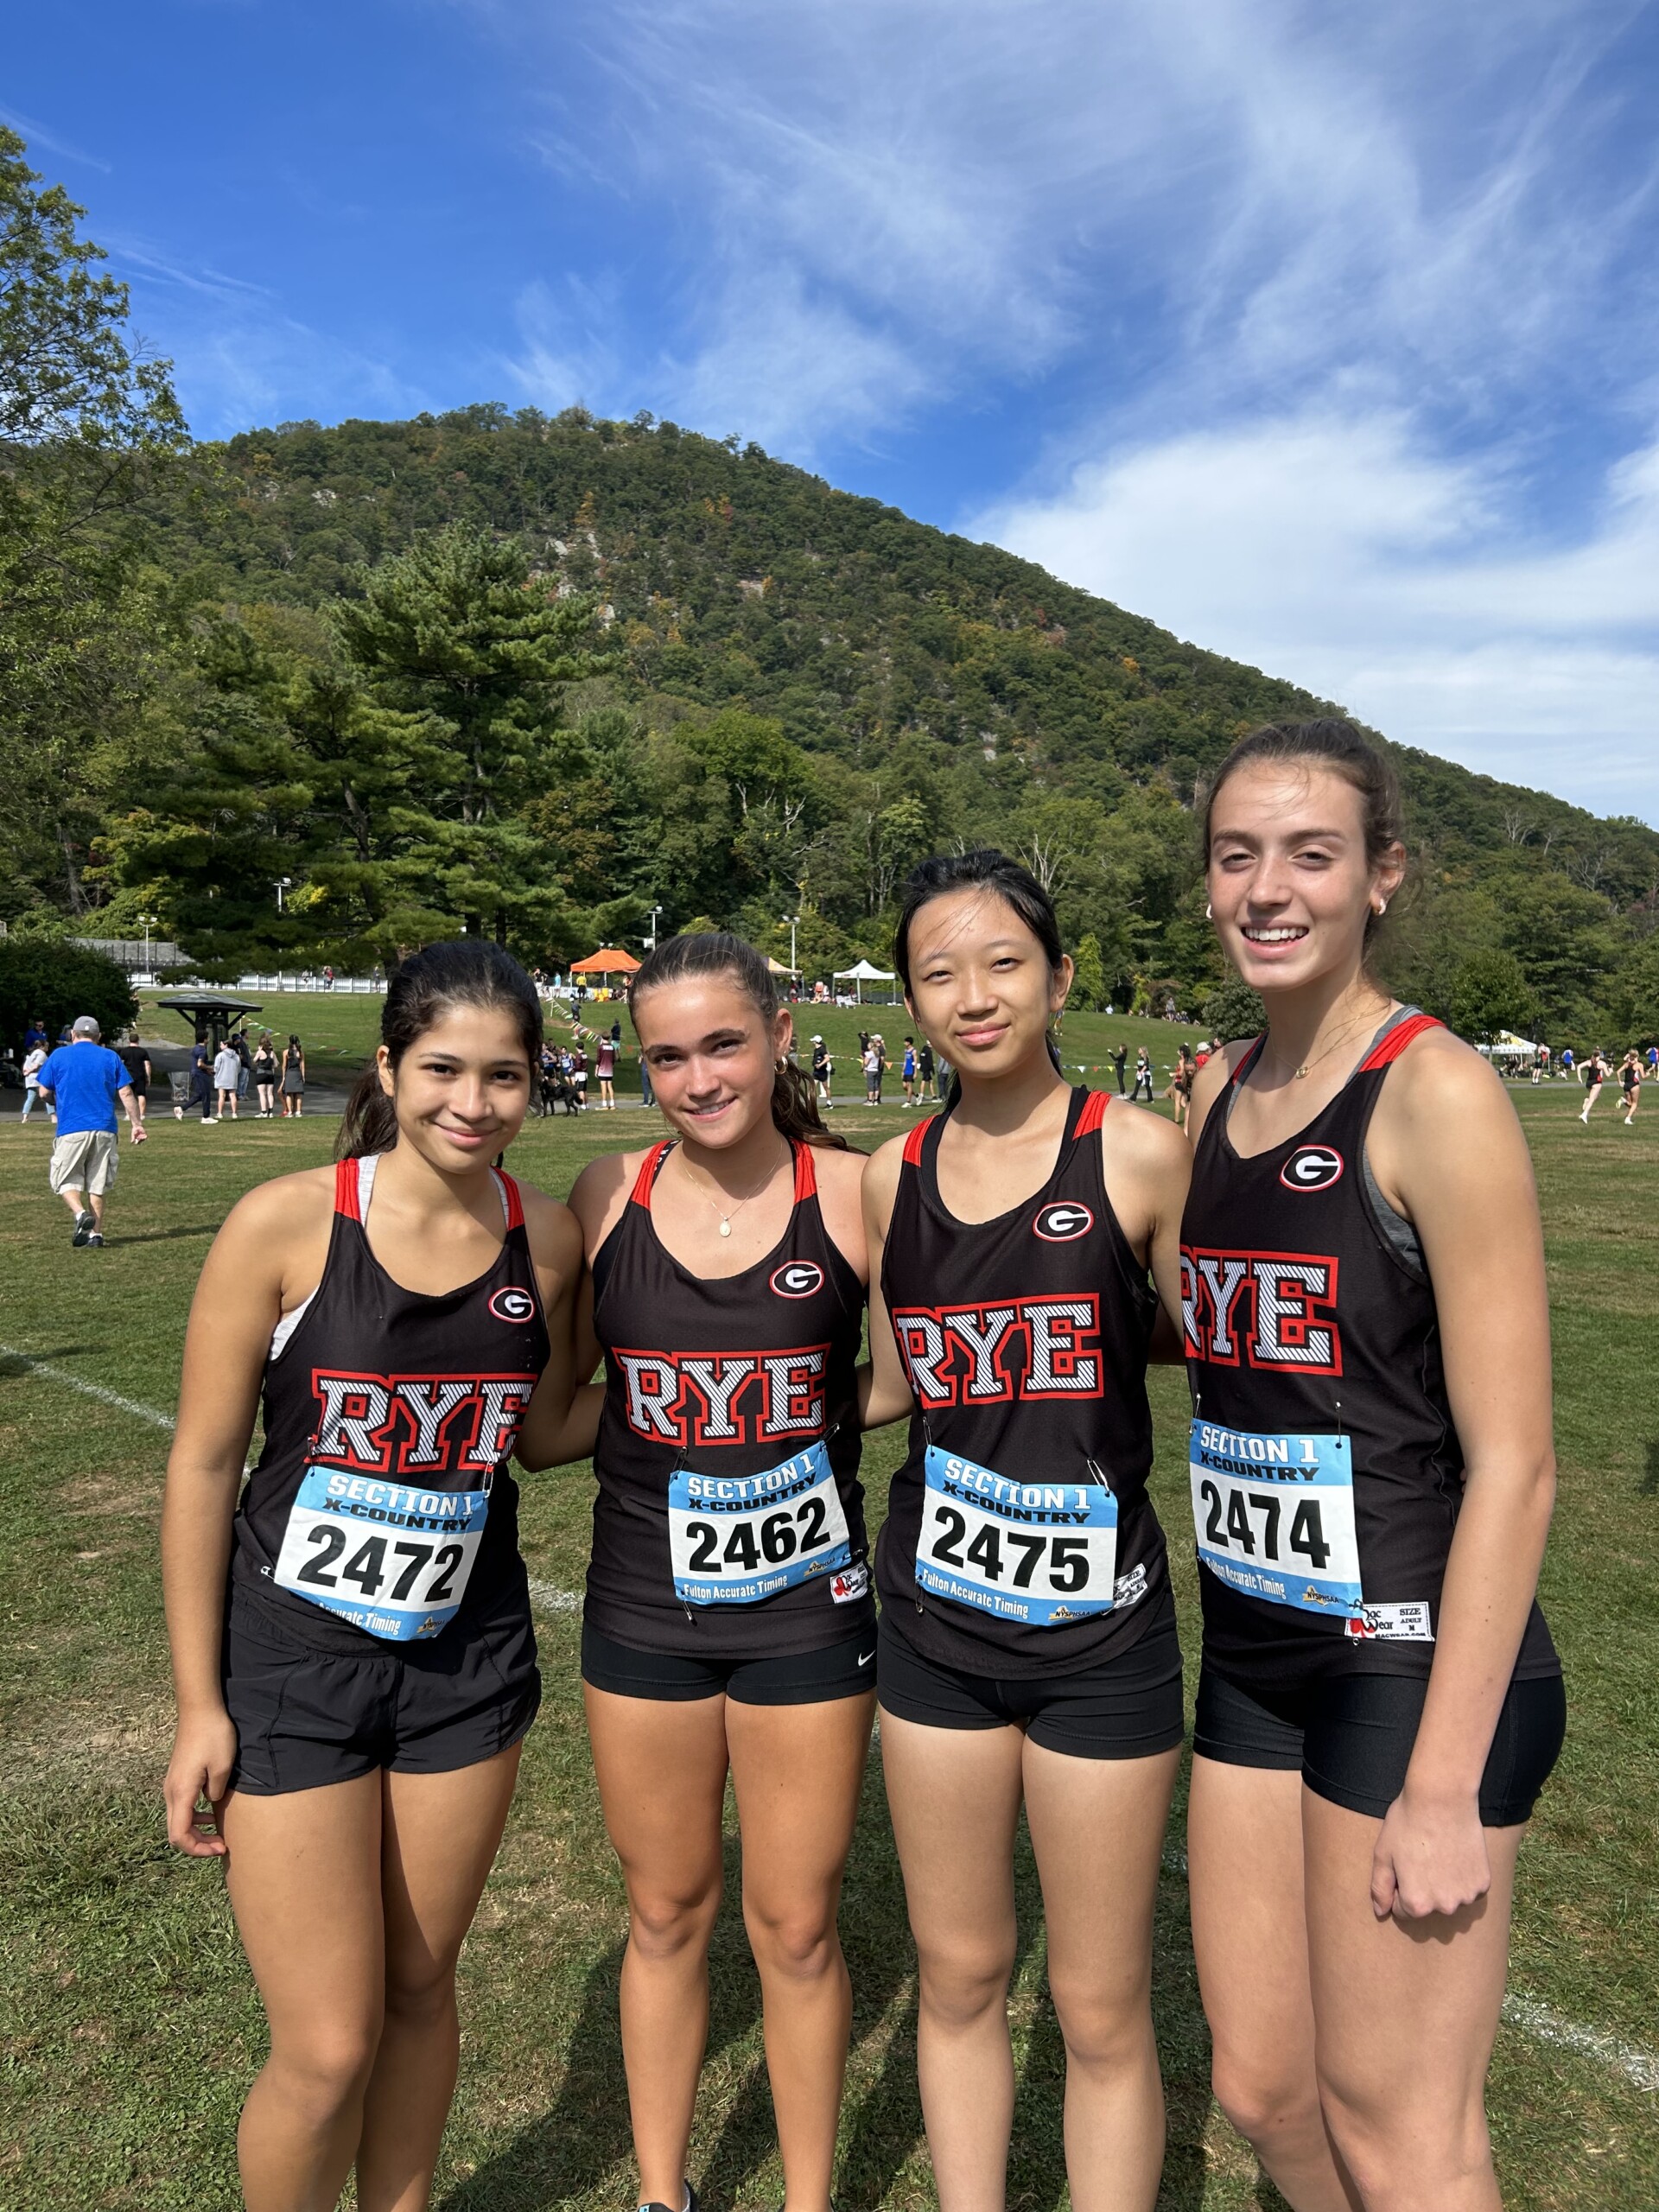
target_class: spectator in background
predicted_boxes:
[251,1033,279,1117]
[594,1030,617,1110]
[35,1014,145,1247]
[233,1026,253,1105]
[177,1037,213,1122]
[863,1034,883,1104]
[901,1035,918,1106]
[213,1037,242,1121]
[811,1033,833,1108]
[117,1032,153,1127]
[917,1037,936,1103]
[1132,1046,1154,1102]
[1112,1041,1128,1096]
[281,1034,306,1118]
[21,1041,52,1122]
[24,1014,48,1055]
[569,1040,588,1110]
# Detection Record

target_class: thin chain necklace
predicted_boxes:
[675,1146,787,1237]
[1262,997,1389,1084]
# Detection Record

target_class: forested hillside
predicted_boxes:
[3,128,1656,1039]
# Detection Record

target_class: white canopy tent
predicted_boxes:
[1487,1028,1545,1060]
[833,957,899,1004]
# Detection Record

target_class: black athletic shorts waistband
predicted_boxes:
[1193,1663,1565,1824]
[876,1592,1185,1760]
[581,1618,878,1705]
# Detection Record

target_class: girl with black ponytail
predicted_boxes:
[534,931,873,2212]
[162,939,585,2211]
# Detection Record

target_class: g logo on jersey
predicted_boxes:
[771,1262,824,1299]
[488,1287,537,1323]
[1033,1202,1093,1243]
[1280,1147,1344,1193]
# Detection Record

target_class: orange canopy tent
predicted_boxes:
[569,947,641,975]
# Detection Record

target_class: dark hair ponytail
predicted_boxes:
[336,940,543,1161]
[628,931,848,1150]
[893,850,1069,1101]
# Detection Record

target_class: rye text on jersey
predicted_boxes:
[891,1298,1105,1403]
[1179,1250,1343,1373]
[613,1346,830,1446]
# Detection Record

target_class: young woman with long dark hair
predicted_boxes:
[861,852,1192,2212]
[162,941,583,2212]
[1183,721,1563,2210]
[539,932,875,2212]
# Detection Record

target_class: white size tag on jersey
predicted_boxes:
[1189,1421,1361,1618]
[669,1440,851,1605]
[273,1465,489,1641]
[1346,1599,1433,1643]
[918,1446,1118,1624]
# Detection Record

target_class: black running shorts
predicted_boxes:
[223,1587,540,1795]
[877,1594,1185,1759]
[1193,1663,1566,1824]
[581,1618,877,1705]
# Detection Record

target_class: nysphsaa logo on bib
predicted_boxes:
[1033,1202,1094,1243]
[771,1261,825,1300]
[1279,1146,1344,1193]
[488,1287,537,1323]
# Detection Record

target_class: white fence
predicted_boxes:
[229,974,386,995]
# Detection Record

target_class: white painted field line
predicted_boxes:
[526,1579,582,1613]
[1502,1995,1659,2094]
[0,1342,177,1431]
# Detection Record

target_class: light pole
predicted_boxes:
[644,903,662,952]
[137,912,159,971]
[782,913,798,974]
[274,876,292,914]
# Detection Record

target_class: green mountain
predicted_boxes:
[24,404,1659,1039]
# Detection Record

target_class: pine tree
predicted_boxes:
[333,523,604,942]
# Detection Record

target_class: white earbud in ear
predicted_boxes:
[1205,902,1213,920]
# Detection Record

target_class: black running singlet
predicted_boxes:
[878,1089,1170,1677]
[1182,1010,1558,1689]
[586,1139,873,1655]
[232,1154,550,1647]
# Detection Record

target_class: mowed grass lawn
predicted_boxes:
[1,1084,1654,2210]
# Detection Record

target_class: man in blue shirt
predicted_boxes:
[36,1015,146,1247]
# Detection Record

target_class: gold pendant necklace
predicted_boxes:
[680,1154,781,1237]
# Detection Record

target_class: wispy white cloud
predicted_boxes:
[0,104,111,174]
[973,410,1659,819]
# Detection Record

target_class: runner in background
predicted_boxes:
[537,932,875,2212]
[116,1032,152,1128]
[902,1035,918,1106]
[1578,1051,1605,1123]
[811,1033,833,1107]
[863,852,1191,2212]
[162,941,583,2212]
[595,1030,618,1110]
[1184,720,1562,2212]
[1618,1050,1641,1126]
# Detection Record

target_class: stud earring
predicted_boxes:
[1374,899,1389,917]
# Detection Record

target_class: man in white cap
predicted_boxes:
[35,1015,146,1247]
[810,1033,833,1106]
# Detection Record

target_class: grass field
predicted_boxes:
[1,1086,1654,2210]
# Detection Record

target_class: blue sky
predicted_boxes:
[9,0,1659,823]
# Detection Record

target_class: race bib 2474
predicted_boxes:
[1188,1420,1361,1617]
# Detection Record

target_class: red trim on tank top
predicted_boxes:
[334,1157,362,1220]
[901,1117,931,1168]
[630,1141,671,1208]
[1075,1089,1109,1135]
[496,1168,525,1231]
[792,1139,817,1202]
[1359,1013,1442,1070]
